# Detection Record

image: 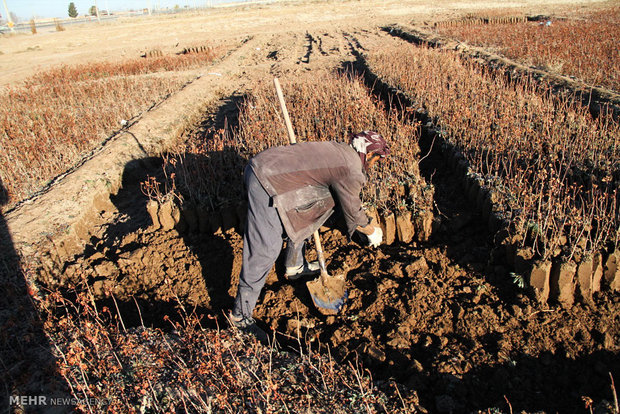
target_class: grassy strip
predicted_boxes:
[24,49,220,86]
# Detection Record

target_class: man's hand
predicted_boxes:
[366,226,383,247]
[357,218,383,248]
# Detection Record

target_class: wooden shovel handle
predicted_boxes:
[273,77,329,278]
[273,78,297,145]
[312,229,329,276]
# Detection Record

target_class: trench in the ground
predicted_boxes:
[40,93,251,330]
[36,35,620,413]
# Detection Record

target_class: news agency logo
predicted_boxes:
[10,396,46,406]
[10,395,109,407]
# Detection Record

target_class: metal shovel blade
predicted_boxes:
[306,271,348,315]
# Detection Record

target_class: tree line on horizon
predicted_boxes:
[67,2,107,18]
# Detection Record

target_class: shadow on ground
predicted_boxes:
[0,178,71,413]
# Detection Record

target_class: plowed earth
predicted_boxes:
[55,149,620,413]
[2,1,619,413]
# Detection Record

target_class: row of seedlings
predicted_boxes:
[363,41,619,305]
[432,8,620,93]
[433,14,527,28]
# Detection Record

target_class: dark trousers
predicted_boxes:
[232,165,304,319]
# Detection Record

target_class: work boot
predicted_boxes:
[229,313,269,343]
[285,261,320,280]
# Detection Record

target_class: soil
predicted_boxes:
[2,0,619,413]
[42,138,620,412]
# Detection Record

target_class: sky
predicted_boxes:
[2,0,232,20]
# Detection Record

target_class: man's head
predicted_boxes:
[349,131,390,171]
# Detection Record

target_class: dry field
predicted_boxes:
[1,0,619,413]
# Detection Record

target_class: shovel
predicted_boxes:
[273,77,348,315]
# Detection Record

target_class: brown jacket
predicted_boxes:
[248,141,370,245]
